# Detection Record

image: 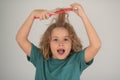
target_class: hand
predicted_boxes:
[32,9,55,20]
[71,3,86,18]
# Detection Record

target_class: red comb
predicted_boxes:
[50,8,73,16]
[34,8,73,19]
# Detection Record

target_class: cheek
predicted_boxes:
[50,42,57,51]
[66,43,72,50]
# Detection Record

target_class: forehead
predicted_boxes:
[51,27,69,37]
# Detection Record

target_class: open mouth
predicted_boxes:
[57,49,65,55]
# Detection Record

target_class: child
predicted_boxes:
[16,3,101,80]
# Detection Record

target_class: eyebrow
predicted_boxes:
[51,36,70,38]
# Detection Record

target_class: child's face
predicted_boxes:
[50,27,72,60]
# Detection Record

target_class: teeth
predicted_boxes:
[57,49,65,55]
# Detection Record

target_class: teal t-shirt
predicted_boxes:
[27,43,93,80]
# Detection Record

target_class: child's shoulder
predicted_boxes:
[72,49,85,56]
[68,49,85,60]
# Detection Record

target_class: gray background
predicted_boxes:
[0,0,120,80]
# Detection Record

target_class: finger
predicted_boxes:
[45,14,49,19]
[39,13,44,20]
[48,11,56,16]
[42,14,46,20]
[45,11,51,19]
[73,7,78,11]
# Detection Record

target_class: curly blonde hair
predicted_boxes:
[39,10,83,60]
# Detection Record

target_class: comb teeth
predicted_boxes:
[50,8,73,16]
[55,8,73,14]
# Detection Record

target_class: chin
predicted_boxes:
[57,56,68,60]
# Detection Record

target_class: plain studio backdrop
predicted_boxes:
[0,0,120,80]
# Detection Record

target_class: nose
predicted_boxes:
[58,41,64,46]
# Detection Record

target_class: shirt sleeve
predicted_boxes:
[78,49,94,71]
[27,43,43,67]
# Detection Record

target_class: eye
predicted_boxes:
[64,38,69,41]
[53,38,58,41]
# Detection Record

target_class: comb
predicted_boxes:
[34,8,73,19]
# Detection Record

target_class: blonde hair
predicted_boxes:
[39,10,83,60]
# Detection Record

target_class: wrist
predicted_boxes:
[29,10,36,20]
[81,14,87,20]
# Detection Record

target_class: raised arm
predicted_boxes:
[16,9,51,56]
[71,3,101,63]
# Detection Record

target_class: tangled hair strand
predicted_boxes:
[40,9,83,60]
